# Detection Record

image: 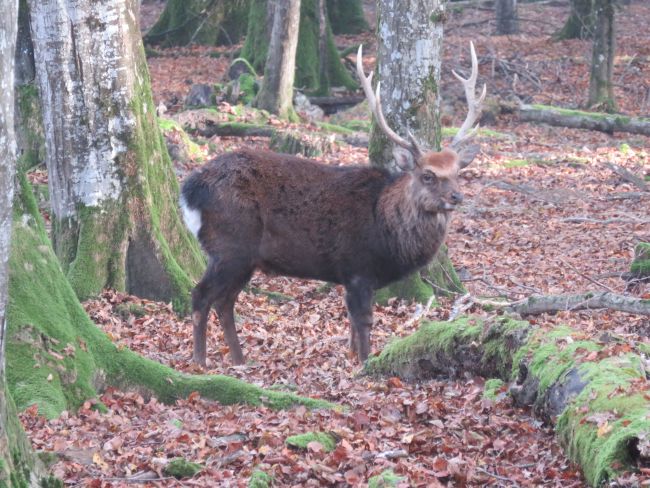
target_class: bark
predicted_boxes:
[326,0,368,34]
[370,0,464,302]
[517,104,650,136]
[144,0,251,47]
[588,0,616,111]
[364,317,650,486]
[555,0,594,40]
[28,0,205,312]
[255,0,301,120]
[495,0,519,35]
[241,0,357,95]
[0,3,48,485]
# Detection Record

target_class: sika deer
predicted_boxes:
[181,43,486,366]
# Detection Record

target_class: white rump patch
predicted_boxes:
[180,195,202,239]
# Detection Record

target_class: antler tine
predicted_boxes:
[356,45,421,156]
[451,41,487,149]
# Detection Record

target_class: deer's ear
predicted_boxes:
[392,147,416,171]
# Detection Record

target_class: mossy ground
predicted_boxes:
[365,315,650,485]
[285,432,337,452]
[248,469,273,488]
[163,458,202,478]
[367,469,405,488]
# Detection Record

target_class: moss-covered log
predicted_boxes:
[29,0,205,313]
[629,242,650,283]
[518,104,650,135]
[241,0,357,95]
[144,0,250,47]
[364,317,650,486]
[7,174,333,420]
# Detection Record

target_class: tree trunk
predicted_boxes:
[255,0,301,120]
[370,0,464,302]
[495,0,519,35]
[364,317,650,486]
[144,0,251,47]
[241,0,357,95]
[555,0,594,40]
[588,0,616,111]
[28,0,205,312]
[326,0,368,34]
[0,3,48,485]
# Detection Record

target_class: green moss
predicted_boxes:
[503,159,530,168]
[368,469,405,488]
[364,317,482,376]
[163,458,202,479]
[286,432,337,452]
[249,469,273,488]
[630,242,650,278]
[250,288,293,303]
[237,73,258,105]
[555,354,649,485]
[315,122,354,135]
[483,378,505,400]
[374,273,434,305]
[158,117,205,161]
[340,119,370,132]
[15,83,45,172]
[441,126,509,139]
[619,143,631,154]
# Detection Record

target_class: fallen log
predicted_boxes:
[364,317,650,486]
[517,104,650,136]
[481,291,650,316]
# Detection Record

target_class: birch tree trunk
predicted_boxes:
[255,0,301,120]
[371,0,464,303]
[588,0,616,112]
[495,0,519,35]
[28,0,204,312]
[0,2,45,484]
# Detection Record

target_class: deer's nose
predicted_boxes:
[450,192,463,204]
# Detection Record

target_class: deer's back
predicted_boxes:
[185,149,400,284]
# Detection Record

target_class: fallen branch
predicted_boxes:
[560,216,650,225]
[517,104,650,136]
[508,291,650,316]
[603,162,648,192]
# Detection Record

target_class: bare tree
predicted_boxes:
[255,0,302,119]
[496,0,519,35]
[588,0,616,111]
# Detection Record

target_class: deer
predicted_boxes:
[180,43,486,367]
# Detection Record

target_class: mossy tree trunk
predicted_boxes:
[364,317,650,486]
[144,0,251,47]
[495,0,519,35]
[254,0,301,120]
[241,0,357,95]
[587,0,617,112]
[555,0,594,40]
[0,4,47,485]
[28,0,205,313]
[326,0,368,34]
[370,0,464,303]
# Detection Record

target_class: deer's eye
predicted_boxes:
[421,172,437,184]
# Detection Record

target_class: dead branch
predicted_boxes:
[603,162,649,192]
[508,291,650,316]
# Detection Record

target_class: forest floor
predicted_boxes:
[20,1,649,487]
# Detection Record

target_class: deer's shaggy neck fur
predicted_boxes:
[377,174,450,269]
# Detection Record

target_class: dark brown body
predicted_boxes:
[181,148,461,366]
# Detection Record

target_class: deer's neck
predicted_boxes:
[378,175,450,269]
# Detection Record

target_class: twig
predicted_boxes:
[559,258,616,293]
[405,294,437,327]
[560,216,650,225]
[476,467,520,485]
